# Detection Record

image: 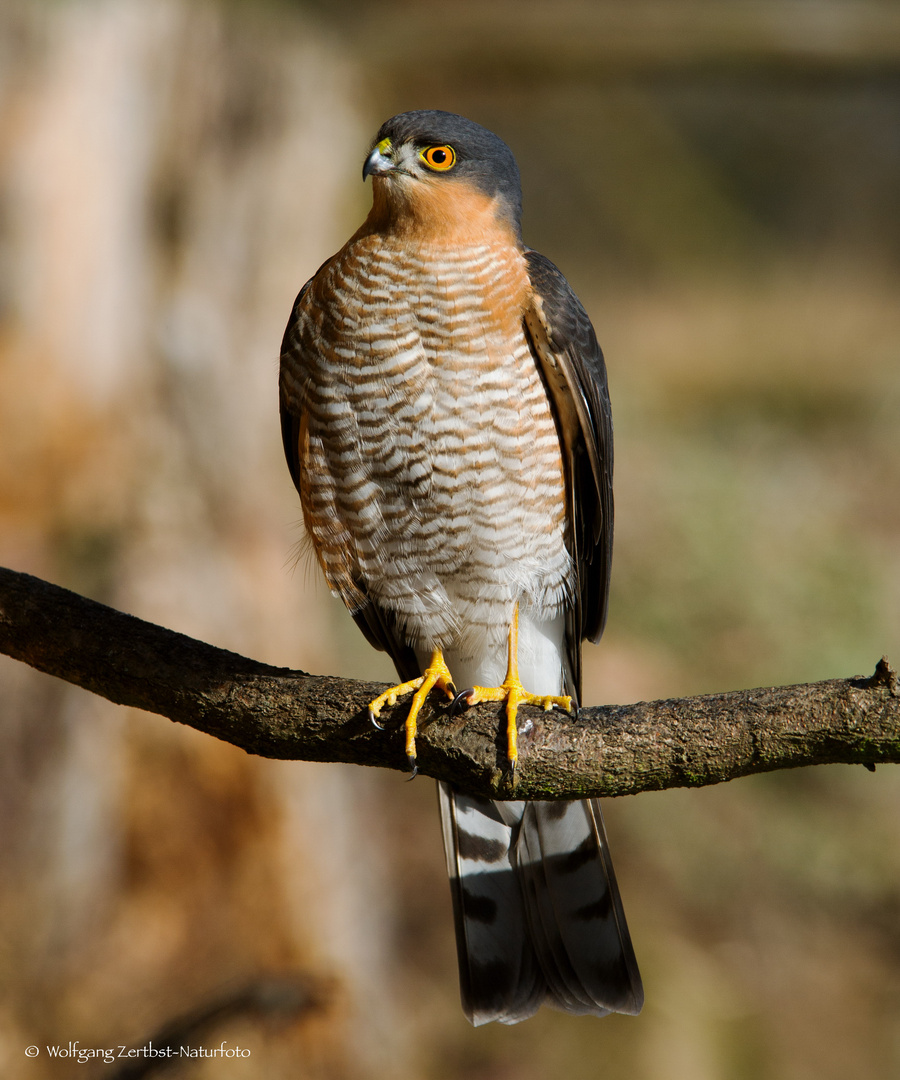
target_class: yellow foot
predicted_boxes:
[461,606,572,771]
[463,680,572,772]
[368,650,455,775]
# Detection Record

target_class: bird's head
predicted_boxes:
[360,110,523,243]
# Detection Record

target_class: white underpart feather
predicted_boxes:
[415,609,565,696]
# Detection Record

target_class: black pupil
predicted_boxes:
[431,149,447,164]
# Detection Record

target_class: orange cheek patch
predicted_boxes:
[404,179,517,245]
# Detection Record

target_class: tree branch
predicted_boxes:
[1,565,897,800]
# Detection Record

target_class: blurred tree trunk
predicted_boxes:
[0,3,399,1077]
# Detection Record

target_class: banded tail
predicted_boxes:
[438,785,643,1025]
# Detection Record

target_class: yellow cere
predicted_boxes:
[376,137,392,155]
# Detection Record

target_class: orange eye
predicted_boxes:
[420,145,456,171]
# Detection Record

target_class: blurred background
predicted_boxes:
[1,0,899,1076]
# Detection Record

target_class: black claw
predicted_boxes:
[370,712,384,730]
[450,688,475,715]
[406,755,419,780]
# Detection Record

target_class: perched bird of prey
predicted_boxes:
[279,110,643,1025]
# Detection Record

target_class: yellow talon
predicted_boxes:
[368,650,455,769]
[368,611,572,774]
[463,605,572,770]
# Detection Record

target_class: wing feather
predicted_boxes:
[523,250,614,698]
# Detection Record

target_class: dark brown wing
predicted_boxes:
[279,275,420,682]
[523,250,613,700]
[279,278,313,496]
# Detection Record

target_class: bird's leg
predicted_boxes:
[368,650,455,775]
[462,605,573,771]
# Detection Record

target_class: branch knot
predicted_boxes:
[867,656,899,698]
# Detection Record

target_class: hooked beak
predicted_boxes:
[362,137,394,180]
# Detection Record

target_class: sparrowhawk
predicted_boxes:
[279,110,643,1025]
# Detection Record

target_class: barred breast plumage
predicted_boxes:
[281,230,572,673]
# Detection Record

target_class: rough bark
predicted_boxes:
[1,565,897,800]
